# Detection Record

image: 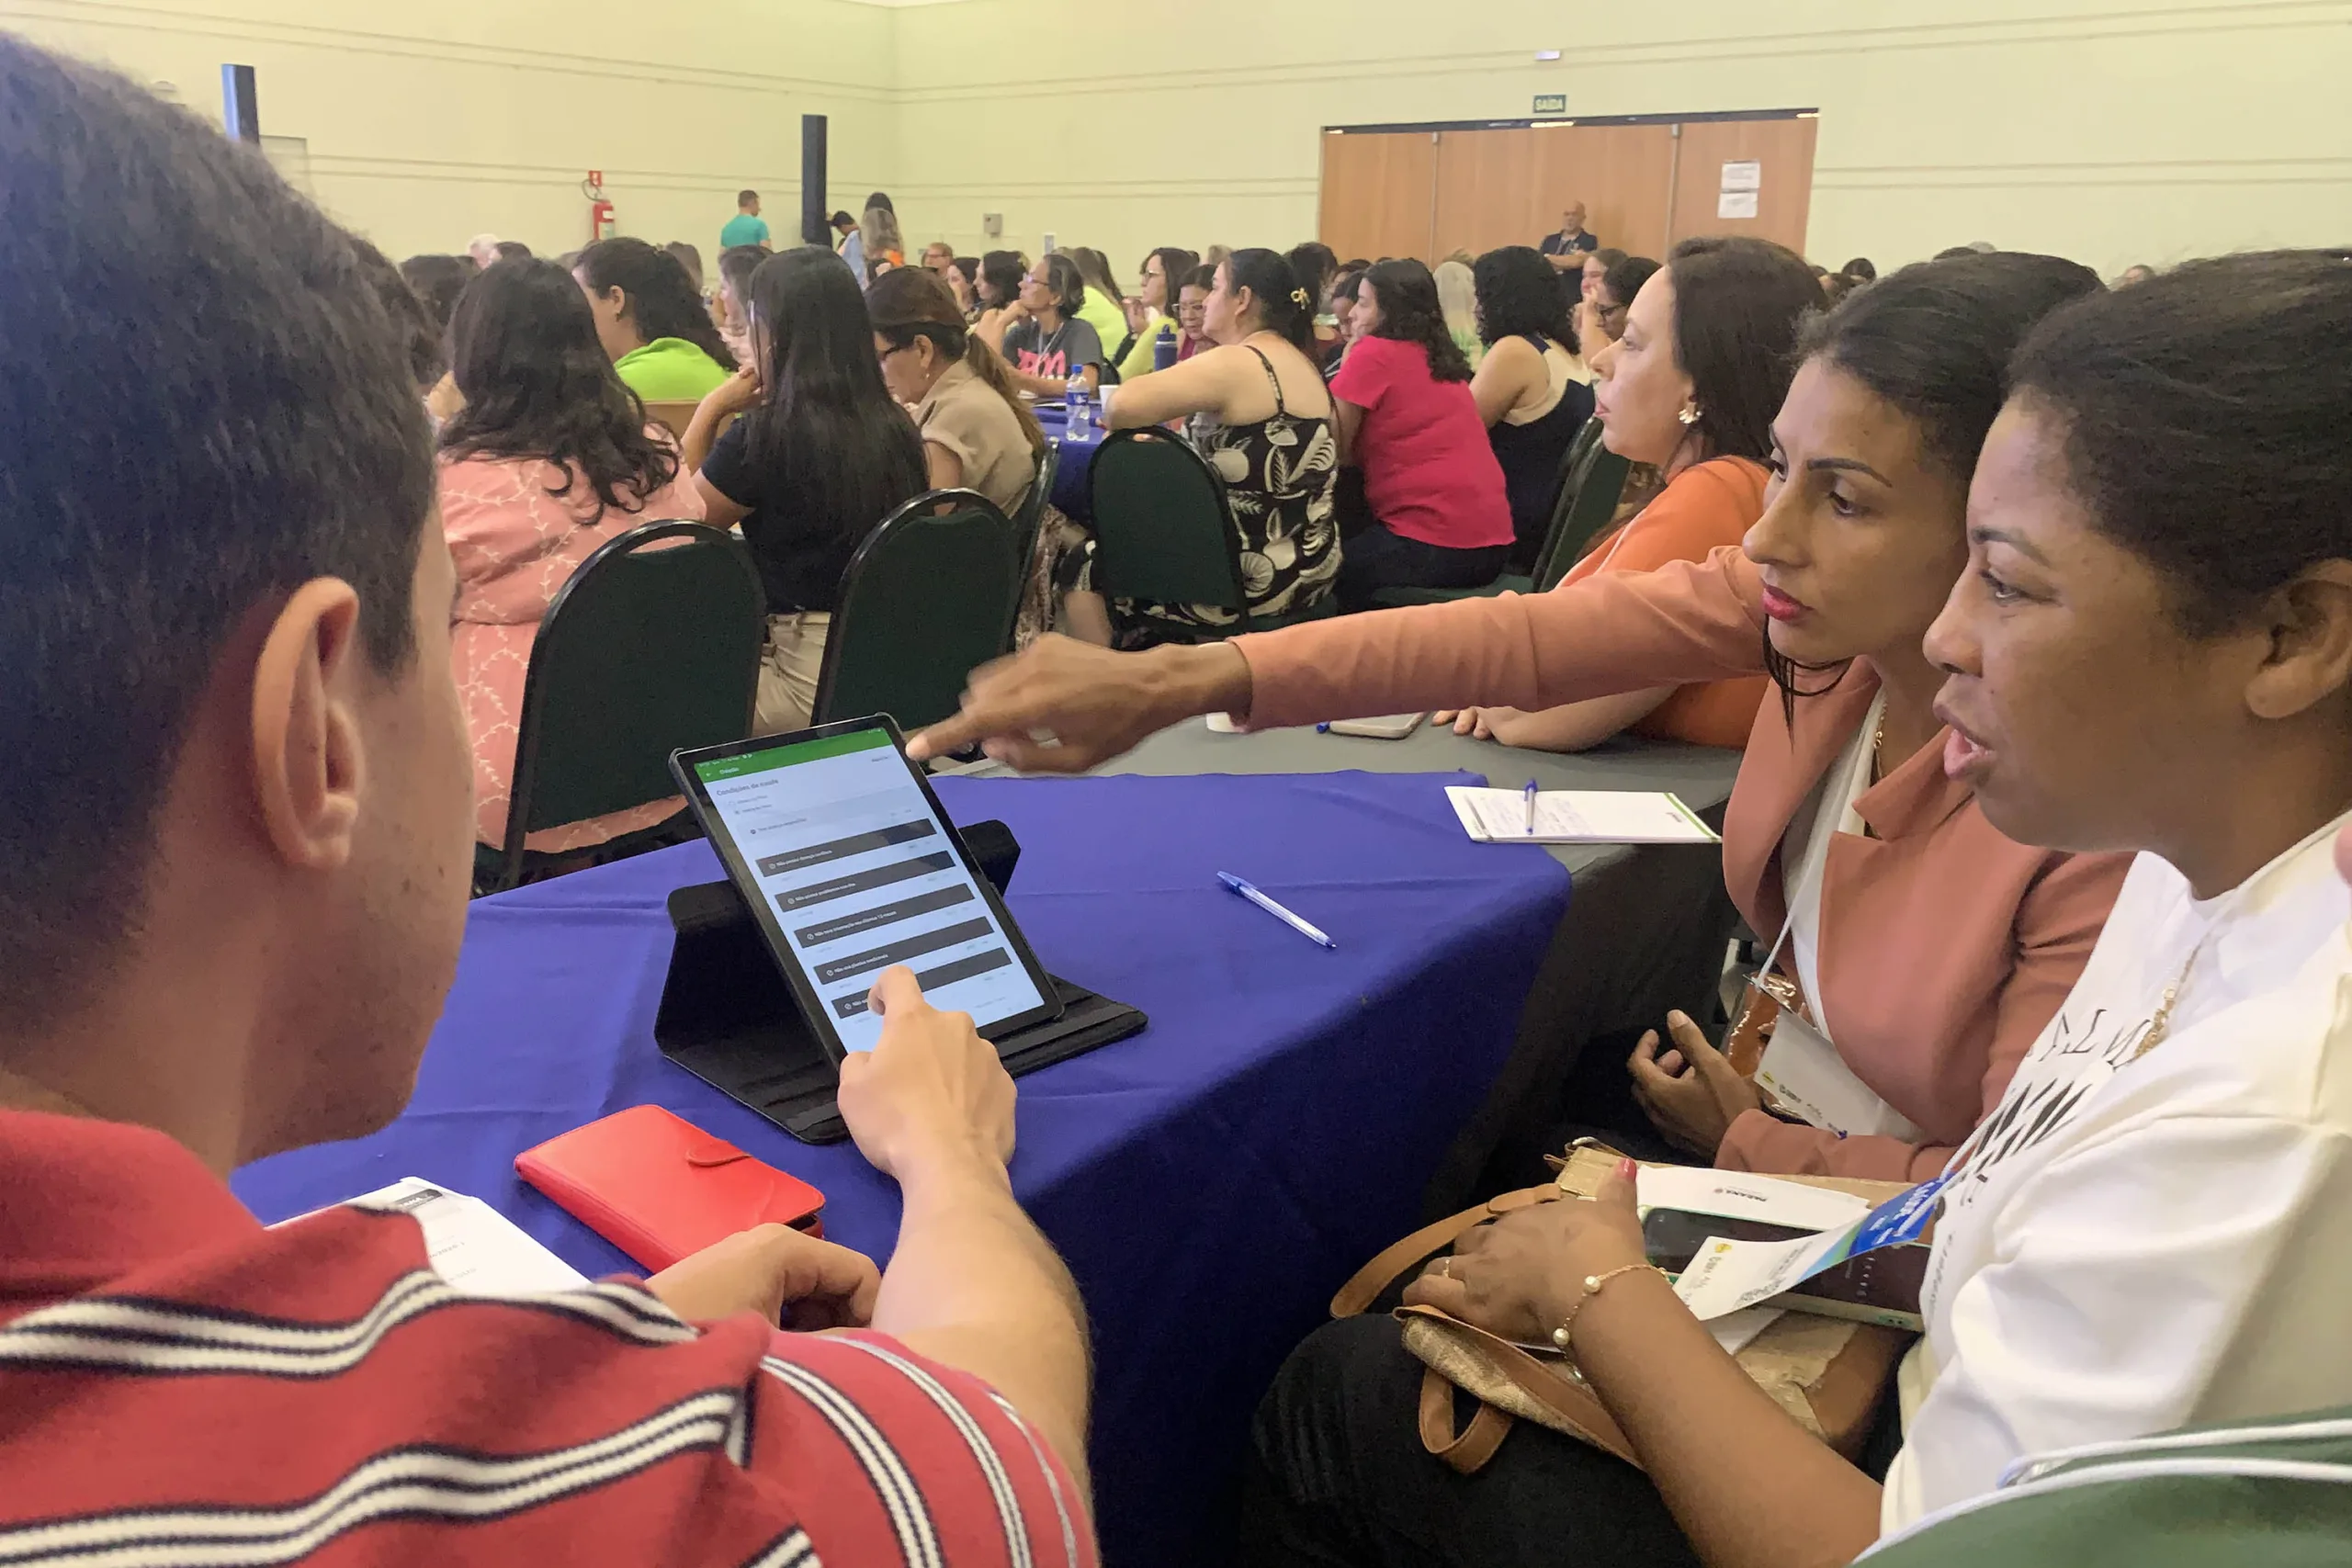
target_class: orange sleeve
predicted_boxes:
[1237,544,1770,729]
[1562,458,1765,583]
[1570,459,1772,750]
[1716,848,2132,1182]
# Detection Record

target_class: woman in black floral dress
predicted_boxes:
[1065,247,1340,646]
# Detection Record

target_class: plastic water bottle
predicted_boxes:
[1153,322,1179,371]
[1064,369,1089,432]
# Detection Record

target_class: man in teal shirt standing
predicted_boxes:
[719,189,769,251]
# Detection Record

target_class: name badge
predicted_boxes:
[1755,1009,1924,1142]
[1673,1171,1952,1321]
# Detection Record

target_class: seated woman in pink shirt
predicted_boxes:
[436,258,707,854]
[1330,259,1515,609]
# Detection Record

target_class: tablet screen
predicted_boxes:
[686,726,1054,1053]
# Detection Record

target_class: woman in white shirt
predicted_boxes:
[1238,251,2352,1568]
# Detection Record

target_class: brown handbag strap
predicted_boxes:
[1396,1306,1643,1470]
[1417,1368,1514,1473]
[1329,1185,1562,1317]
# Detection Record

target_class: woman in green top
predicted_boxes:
[1066,247,1136,375]
[1112,245,1201,382]
[573,237,736,402]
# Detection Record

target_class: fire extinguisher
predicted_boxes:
[582,170,616,243]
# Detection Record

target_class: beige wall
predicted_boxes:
[3,0,2344,278]
[894,0,2352,280]
[0,0,899,261]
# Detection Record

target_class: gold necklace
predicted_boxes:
[2132,942,2203,1061]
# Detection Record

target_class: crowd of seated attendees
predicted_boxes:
[379,215,2154,884]
[12,31,2352,1568]
[383,220,1907,737]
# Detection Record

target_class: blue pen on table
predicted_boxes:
[1216,872,1337,950]
[1524,777,1541,837]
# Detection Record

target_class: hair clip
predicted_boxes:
[1292,288,1311,306]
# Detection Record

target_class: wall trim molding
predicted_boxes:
[1323,107,1817,134]
[0,0,897,101]
[897,1,2352,100]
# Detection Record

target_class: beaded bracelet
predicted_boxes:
[1552,1262,1668,1349]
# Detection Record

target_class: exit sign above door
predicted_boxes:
[1532,93,1566,117]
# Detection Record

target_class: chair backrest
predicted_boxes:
[1530,434,1634,592]
[812,488,1026,732]
[1526,404,1600,529]
[501,520,765,883]
[1012,441,1057,558]
[1085,427,1252,623]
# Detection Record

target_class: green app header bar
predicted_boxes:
[693,728,891,782]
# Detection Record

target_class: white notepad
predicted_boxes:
[280,1177,591,1297]
[1446,786,1720,845]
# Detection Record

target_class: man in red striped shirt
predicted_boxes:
[0,36,1093,1567]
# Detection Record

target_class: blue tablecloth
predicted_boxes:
[1035,403,1102,521]
[234,770,1569,1565]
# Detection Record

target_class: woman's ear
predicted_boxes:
[2248,560,2352,721]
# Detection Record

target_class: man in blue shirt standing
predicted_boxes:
[719,189,769,251]
[1539,200,1599,271]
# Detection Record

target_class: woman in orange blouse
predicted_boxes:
[1443,239,1811,751]
[437,259,707,854]
[910,252,2130,1186]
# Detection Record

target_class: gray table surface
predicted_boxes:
[1084,716,1740,863]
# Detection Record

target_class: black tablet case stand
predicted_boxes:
[654,819,1148,1144]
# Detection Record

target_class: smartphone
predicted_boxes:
[1644,1207,1926,1327]
[1643,1208,1812,1269]
[1322,713,1426,740]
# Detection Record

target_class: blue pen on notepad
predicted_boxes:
[1216,872,1337,950]
[1524,778,1541,837]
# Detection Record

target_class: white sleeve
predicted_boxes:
[1894,1112,2352,1520]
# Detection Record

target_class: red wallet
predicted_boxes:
[514,1105,825,1272]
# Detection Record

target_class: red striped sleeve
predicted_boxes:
[0,1187,1096,1567]
[743,1329,1096,1568]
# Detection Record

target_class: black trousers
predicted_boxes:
[1239,1315,1701,1568]
[1333,525,1511,612]
[1330,474,1510,611]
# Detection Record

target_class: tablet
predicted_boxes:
[671,717,1064,1058]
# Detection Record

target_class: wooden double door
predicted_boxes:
[1318,114,1817,266]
